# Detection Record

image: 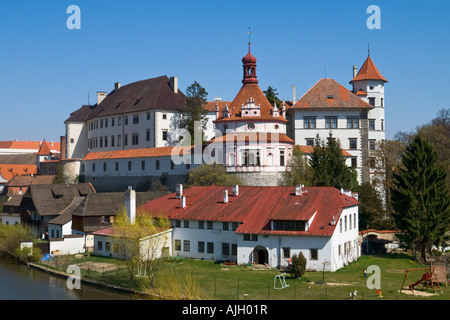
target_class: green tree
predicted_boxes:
[263,86,282,108]
[391,135,450,261]
[279,145,313,186]
[53,164,65,184]
[0,224,36,259]
[358,182,391,230]
[290,252,306,279]
[180,81,208,145]
[187,163,243,187]
[309,133,357,190]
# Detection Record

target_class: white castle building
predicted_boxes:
[63,46,387,191]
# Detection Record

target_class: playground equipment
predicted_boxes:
[376,289,383,298]
[274,273,290,289]
[400,267,441,295]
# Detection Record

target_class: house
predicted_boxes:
[0,153,38,193]
[78,145,201,192]
[3,174,55,198]
[207,44,294,186]
[138,184,360,272]
[70,188,171,251]
[16,183,96,239]
[91,188,172,259]
[288,54,387,185]
[65,76,186,160]
[0,140,60,156]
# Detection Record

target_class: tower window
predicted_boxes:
[368,97,375,106]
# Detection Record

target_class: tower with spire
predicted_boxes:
[350,53,388,144]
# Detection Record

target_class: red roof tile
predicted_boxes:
[350,56,388,83]
[83,146,195,161]
[209,132,294,144]
[292,79,373,110]
[215,83,288,123]
[139,185,358,237]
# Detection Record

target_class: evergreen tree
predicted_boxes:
[358,182,392,230]
[391,135,450,261]
[180,81,208,145]
[279,145,313,186]
[309,133,356,190]
[290,252,307,279]
[263,86,282,108]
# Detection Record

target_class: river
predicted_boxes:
[0,256,134,300]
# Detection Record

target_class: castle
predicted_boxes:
[64,45,386,191]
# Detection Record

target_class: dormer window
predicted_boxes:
[247,123,255,130]
[272,220,306,231]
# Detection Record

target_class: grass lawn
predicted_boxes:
[39,253,450,300]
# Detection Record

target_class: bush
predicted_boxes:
[290,252,307,279]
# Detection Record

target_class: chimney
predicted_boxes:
[353,65,357,78]
[97,91,107,105]
[331,216,336,226]
[295,184,303,196]
[223,190,229,203]
[60,136,66,160]
[292,85,297,104]
[115,82,121,90]
[125,186,136,224]
[232,185,239,197]
[176,184,183,199]
[169,76,178,94]
[181,195,186,208]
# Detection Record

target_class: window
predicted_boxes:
[223,222,229,231]
[111,117,115,127]
[351,157,357,168]
[146,129,151,141]
[242,149,261,166]
[141,161,145,170]
[243,234,258,241]
[369,140,376,151]
[369,119,375,131]
[306,138,314,146]
[124,116,128,125]
[97,241,102,251]
[124,134,128,146]
[207,242,214,254]
[282,247,291,258]
[115,162,119,171]
[222,243,230,256]
[118,117,122,126]
[128,161,132,171]
[232,244,237,256]
[347,117,359,129]
[92,163,96,172]
[381,98,384,108]
[368,97,375,106]
[111,136,115,147]
[184,220,189,228]
[175,240,181,251]
[381,119,384,131]
[174,220,181,228]
[198,221,204,229]
[155,160,160,170]
[325,117,338,129]
[162,113,167,120]
[171,160,175,170]
[345,215,348,231]
[207,221,213,229]
[304,117,316,129]
[103,162,107,172]
[273,220,306,231]
[349,138,357,149]
[183,240,190,252]
[232,222,239,231]
[133,115,139,124]
[147,112,151,120]
[132,134,139,145]
[310,249,318,260]
[198,241,205,253]
[280,149,285,166]
[106,242,110,252]
[162,130,168,141]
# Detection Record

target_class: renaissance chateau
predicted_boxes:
[63,44,387,191]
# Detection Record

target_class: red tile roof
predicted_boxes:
[0,165,38,181]
[83,146,195,161]
[209,132,294,144]
[297,145,352,157]
[292,79,373,110]
[215,83,288,123]
[138,185,358,237]
[0,141,60,152]
[350,56,388,83]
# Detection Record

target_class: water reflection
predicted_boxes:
[0,257,133,300]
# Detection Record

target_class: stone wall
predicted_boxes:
[230,171,282,187]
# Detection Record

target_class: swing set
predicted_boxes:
[400,267,442,295]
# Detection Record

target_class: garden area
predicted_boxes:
[36,253,450,300]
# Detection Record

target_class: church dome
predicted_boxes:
[242,50,257,64]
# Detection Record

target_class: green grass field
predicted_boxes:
[40,253,449,300]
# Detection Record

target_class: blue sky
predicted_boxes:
[1,0,449,142]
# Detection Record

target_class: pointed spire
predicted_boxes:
[350,55,387,83]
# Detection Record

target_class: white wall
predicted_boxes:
[49,235,85,255]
